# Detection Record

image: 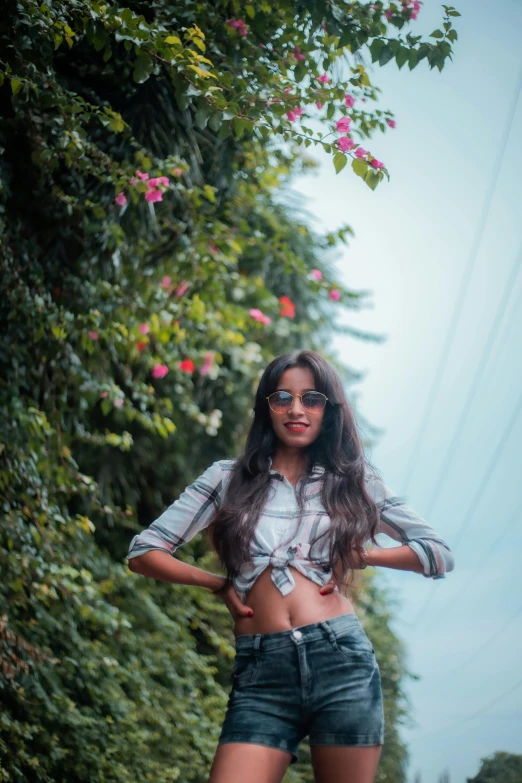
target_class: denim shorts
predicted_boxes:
[218,612,384,764]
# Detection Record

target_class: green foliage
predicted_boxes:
[466,751,522,783]
[0,0,458,780]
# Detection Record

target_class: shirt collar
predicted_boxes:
[267,456,325,479]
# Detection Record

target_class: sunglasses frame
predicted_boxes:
[266,391,329,414]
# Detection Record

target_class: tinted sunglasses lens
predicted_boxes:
[302,392,326,411]
[270,392,292,411]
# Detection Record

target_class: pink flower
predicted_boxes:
[354,147,368,158]
[386,118,396,128]
[286,110,297,122]
[311,269,323,280]
[385,9,393,19]
[293,107,303,117]
[226,18,248,35]
[179,358,195,374]
[129,177,138,185]
[172,168,182,177]
[152,364,169,379]
[113,397,124,408]
[336,117,351,133]
[316,101,323,109]
[175,281,189,297]
[138,323,150,335]
[337,136,355,152]
[147,177,170,188]
[249,308,264,322]
[293,46,306,61]
[370,158,384,169]
[100,391,109,398]
[261,315,271,325]
[88,331,99,340]
[136,170,149,181]
[317,73,329,84]
[115,192,127,207]
[161,276,171,289]
[413,0,421,10]
[344,94,355,108]
[200,351,214,376]
[410,9,419,19]
[329,289,341,301]
[284,87,293,94]
[157,176,170,187]
[145,188,163,203]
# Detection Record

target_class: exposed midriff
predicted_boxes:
[233,563,356,636]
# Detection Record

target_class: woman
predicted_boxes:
[127,350,454,783]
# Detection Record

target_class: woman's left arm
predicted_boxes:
[363,459,455,579]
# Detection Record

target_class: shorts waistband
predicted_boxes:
[234,612,362,653]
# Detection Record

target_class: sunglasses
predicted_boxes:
[266,391,328,413]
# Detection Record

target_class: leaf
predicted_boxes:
[430,29,444,38]
[351,158,368,178]
[11,79,22,95]
[133,53,154,84]
[208,112,222,131]
[378,46,394,67]
[195,107,210,129]
[364,170,380,190]
[333,153,347,174]
[165,35,181,44]
[395,47,409,69]
[294,63,307,83]
[370,38,384,63]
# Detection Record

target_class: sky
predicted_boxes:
[290,0,522,780]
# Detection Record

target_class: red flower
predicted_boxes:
[279,295,296,319]
[179,358,195,374]
[137,340,147,352]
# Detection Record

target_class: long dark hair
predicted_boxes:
[207,349,381,590]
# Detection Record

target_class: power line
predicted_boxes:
[440,601,522,679]
[410,678,522,742]
[400,62,522,500]
[408,386,522,626]
[421,241,522,521]
[412,496,522,630]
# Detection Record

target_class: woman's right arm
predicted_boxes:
[127,460,228,592]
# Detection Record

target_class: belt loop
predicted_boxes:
[253,634,262,652]
[319,620,337,645]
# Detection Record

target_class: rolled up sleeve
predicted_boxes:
[127,460,224,561]
[364,461,455,579]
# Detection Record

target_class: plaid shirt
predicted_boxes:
[127,457,454,602]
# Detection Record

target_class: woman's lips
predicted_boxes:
[284,423,309,432]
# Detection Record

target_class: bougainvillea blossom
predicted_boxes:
[161,276,171,289]
[317,73,329,84]
[344,94,355,108]
[175,281,189,297]
[337,136,355,152]
[88,331,99,340]
[370,158,385,169]
[145,188,163,203]
[354,147,368,159]
[293,46,306,61]
[136,170,149,180]
[311,269,323,280]
[152,364,169,379]
[329,289,341,301]
[336,117,352,133]
[279,295,295,318]
[115,192,127,207]
[386,118,396,128]
[200,351,214,376]
[138,323,150,335]
[179,359,195,374]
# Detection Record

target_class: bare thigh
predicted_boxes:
[208,742,293,783]
[311,744,383,783]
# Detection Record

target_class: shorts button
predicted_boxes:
[292,630,302,639]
